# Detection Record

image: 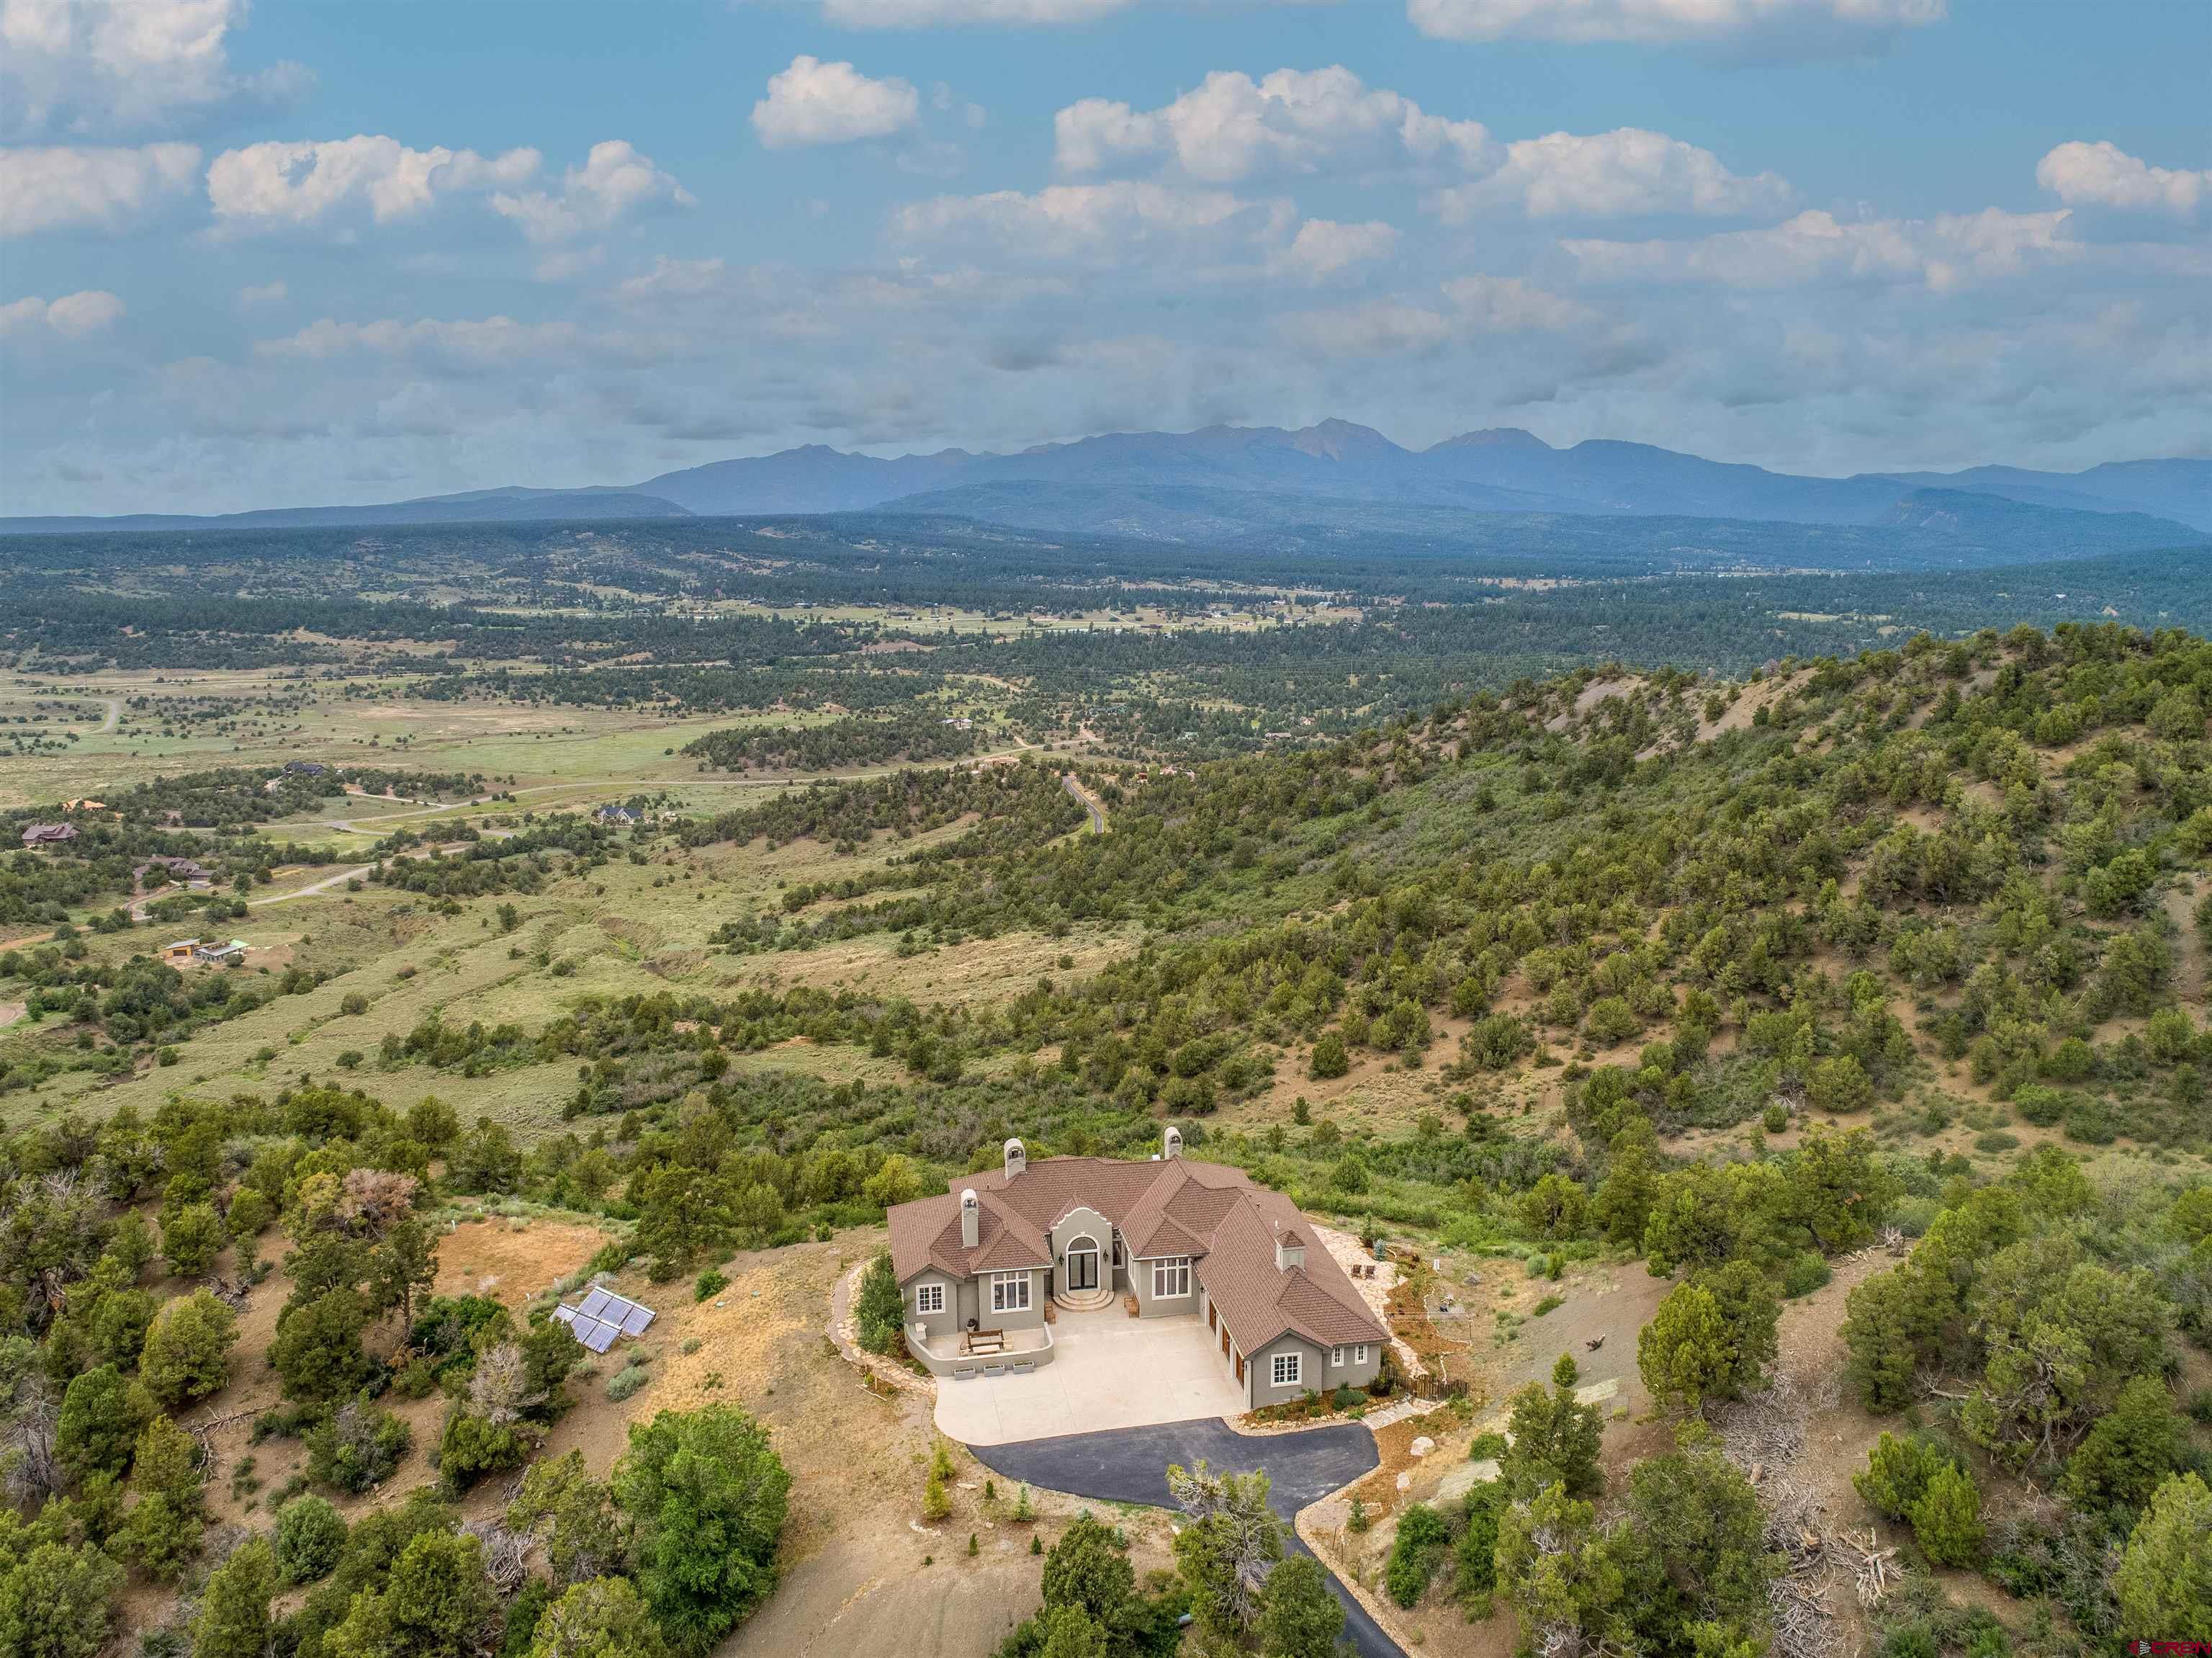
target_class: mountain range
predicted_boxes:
[6,422,2208,555]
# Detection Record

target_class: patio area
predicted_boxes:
[933,1305,1247,1447]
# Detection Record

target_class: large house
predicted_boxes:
[886,1129,1390,1408]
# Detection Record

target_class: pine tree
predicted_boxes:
[192,1538,273,1658]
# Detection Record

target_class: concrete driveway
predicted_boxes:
[933,1307,1244,1447]
[971,1419,1401,1658]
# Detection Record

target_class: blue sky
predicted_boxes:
[2,0,2207,515]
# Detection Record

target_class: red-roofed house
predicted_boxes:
[886,1127,1388,1407]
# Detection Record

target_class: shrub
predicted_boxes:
[272,1495,348,1585]
[305,1401,413,1494]
[1855,1433,1946,1520]
[694,1268,729,1303]
[1385,1504,1452,1608]
[607,1364,649,1403]
[1780,1252,1832,1299]
[436,1409,536,1492]
[2012,1085,2066,1126]
[1309,1034,1349,1080]
[1908,1464,1985,1567]
[855,1250,905,1355]
[613,1405,791,1654]
[138,1290,239,1410]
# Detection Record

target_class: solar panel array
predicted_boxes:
[552,1286,657,1354]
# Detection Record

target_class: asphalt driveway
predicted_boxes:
[971,1419,1403,1658]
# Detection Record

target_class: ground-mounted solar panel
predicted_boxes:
[554,1288,653,1353]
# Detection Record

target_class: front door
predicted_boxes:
[1066,1247,1099,1291]
[1234,1350,1244,1383]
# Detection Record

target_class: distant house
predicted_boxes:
[20,823,78,847]
[283,761,329,776]
[136,855,214,885]
[161,939,199,965]
[593,805,643,825]
[192,940,248,966]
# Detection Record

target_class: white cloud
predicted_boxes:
[1274,217,1397,279]
[616,256,729,300]
[207,135,541,228]
[894,178,1273,258]
[1565,206,2076,290]
[2037,140,2207,217]
[1406,0,1946,45]
[490,140,691,253]
[1285,274,1593,357]
[0,140,199,233]
[1054,66,1493,182]
[0,287,123,337]
[0,0,309,136]
[254,313,581,367]
[751,55,920,148]
[1431,127,1791,219]
[820,0,1131,24]
[238,279,286,307]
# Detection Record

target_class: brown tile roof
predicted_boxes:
[886,1189,1050,1282]
[885,1151,1386,1355]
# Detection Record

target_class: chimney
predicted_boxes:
[960,1189,980,1250]
[1163,1125,1183,1160]
[1274,1224,1305,1273]
[1003,1138,1026,1180]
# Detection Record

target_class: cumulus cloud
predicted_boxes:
[253,313,583,367]
[616,256,729,301]
[207,135,541,228]
[1054,66,1493,182]
[1406,0,1946,45]
[0,0,308,138]
[2037,140,2207,217]
[752,55,920,148]
[1565,206,2077,291]
[0,287,123,337]
[820,0,1131,23]
[489,140,691,254]
[894,179,1276,258]
[1431,127,1791,219]
[1286,273,1593,357]
[0,140,200,233]
[1273,218,1398,279]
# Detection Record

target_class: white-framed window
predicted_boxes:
[991,1271,1032,1314]
[1271,1351,1302,1388]
[1151,1257,1191,1299]
[914,1282,945,1316]
[1330,1343,1370,1368]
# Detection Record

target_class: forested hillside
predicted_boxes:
[4,524,2211,1658]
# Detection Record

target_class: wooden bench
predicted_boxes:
[963,1327,1006,1355]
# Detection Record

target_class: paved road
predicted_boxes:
[1061,772,1107,834]
[971,1420,1402,1658]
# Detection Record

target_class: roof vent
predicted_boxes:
[1163,1124,1183,1160]
[1003,1138,1027,1180]
[1274,1224,1305,1274]
[961,1189,980,1250]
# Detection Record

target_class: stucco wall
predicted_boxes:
[1247,1333,1326,1407]
[1131,1253,1198,1317]
[1320,1340,1382,1392]
[901,1266,1047,1334]
[904,1271,961,1345]
[1051,1206,1115,1296]
[976,1266,1046,1330]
